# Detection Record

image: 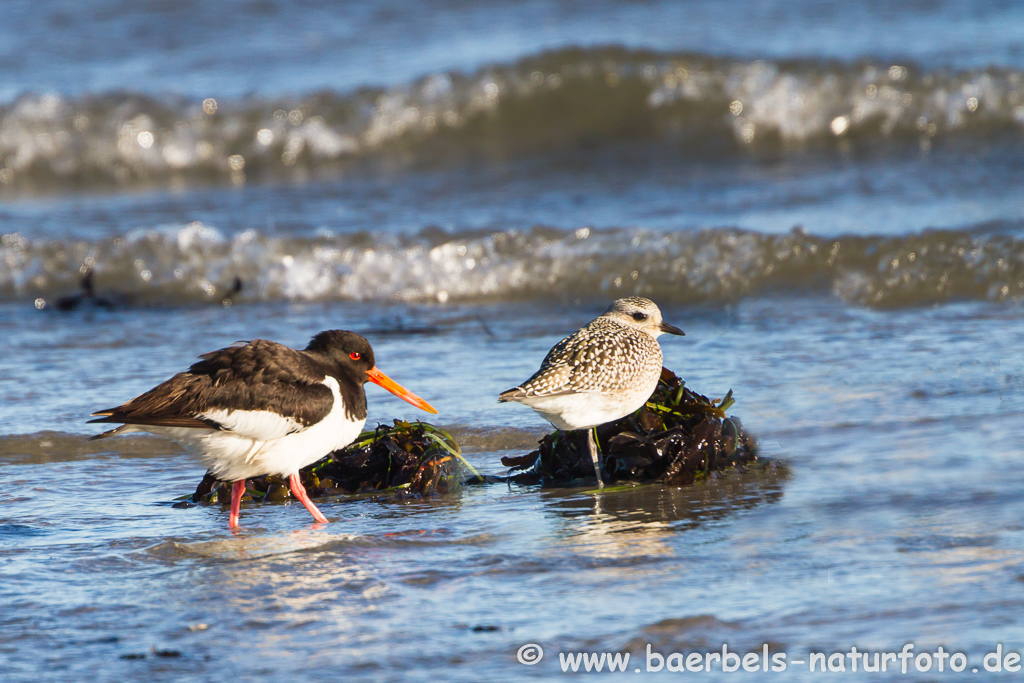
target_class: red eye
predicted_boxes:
[349,352,361,360]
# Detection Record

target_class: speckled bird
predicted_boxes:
[498,297,684,486]
[89,330,437,528]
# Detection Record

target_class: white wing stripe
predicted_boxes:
[198,408,305,441]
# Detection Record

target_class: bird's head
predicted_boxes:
[601,297,685,339]
[306,330,437,413]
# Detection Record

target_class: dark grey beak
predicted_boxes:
[660,321,685,336]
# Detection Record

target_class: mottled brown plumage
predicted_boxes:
[499,315,666,401]
[499,298,684,487]
[498,297,685,427]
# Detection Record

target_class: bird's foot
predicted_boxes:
[289,473,329,524]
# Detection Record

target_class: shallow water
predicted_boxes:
[4,299,1024,680]
[4,0,1024,680]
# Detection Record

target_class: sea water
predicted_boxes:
[2,1,1024,680]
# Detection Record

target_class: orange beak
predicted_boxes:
[365,367,438,414]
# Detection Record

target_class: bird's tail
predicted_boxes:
[497,387,527,403]
[88,424,135,441]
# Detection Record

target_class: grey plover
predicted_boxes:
[90,330,438,528]
[498,297,684,487]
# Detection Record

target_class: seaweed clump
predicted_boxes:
[501,368,757,487]
[183,421,474,507]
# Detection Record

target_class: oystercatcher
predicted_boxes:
[498,297,684,487]
[90,330,437,527]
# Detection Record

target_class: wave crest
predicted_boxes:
[5,223,1024,309]
[3,47,1024,191]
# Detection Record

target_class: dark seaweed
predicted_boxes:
[188,420,470,506]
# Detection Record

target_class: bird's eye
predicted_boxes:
[632,312,647,321]
[349,352,361,360]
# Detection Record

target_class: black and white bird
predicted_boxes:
[498,297,684,487]
[89,330,437,528]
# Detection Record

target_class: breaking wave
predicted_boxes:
[5,222,1024,309]
[2,46,1024,191]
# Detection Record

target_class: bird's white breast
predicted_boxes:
[515,367,660,431]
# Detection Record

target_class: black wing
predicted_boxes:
[89,340,336,437]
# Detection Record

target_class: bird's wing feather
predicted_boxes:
[89,340,335,439]
[501,321,660,400]
[501,331,587,399]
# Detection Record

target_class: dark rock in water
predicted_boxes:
[187,421,470,506]
[502,368,758,487]
[50,267,242,311]
[54,267,120,311]
[220,276,243,307]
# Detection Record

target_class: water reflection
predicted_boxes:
[539,464,788,559]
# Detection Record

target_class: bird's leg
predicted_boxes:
[288,473,329,524]
[587,428,605,489]
[229,479,246,529]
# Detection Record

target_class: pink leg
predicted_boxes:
[229,479,246,529]
[289,473,328,523]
